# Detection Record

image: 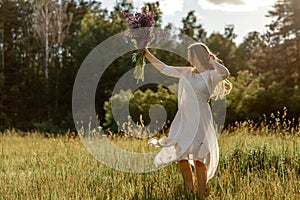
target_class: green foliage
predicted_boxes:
[0,72,4,89]
[103,85,177,132]
[0,0,299,132]
[288,86,300,116]
[103,89,132,132]
[205,26,237,72]
[233,31,265,75]
[0,73,8,130]
[264,0,300,86]
[226,70,265,122]
[33,120,61,134]
[181,10,207,41]
[226,69,300,125]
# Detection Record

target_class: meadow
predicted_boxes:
[1,119,300,200]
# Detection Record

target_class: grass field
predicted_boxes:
[1,121,300,200]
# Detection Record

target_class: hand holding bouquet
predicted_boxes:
[122,7,155,82]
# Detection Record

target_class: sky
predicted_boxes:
[101,0,278,44]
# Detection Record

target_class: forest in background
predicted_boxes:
[0,0,299,133]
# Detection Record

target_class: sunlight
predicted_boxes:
[130,0,277,14]
[104,0,278,15]
[199,0,278,12]
[132,0,184,15]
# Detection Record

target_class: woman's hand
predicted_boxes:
[209,56,230,78]
[208,55,215,65]
[143,48,149,56]
[142,48,149,61]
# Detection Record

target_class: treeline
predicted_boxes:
[0,0,299,132]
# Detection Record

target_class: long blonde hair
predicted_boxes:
[187,43,232,100]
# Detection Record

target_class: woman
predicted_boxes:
[144,43,231,199]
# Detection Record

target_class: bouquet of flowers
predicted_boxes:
[122,7,156,82]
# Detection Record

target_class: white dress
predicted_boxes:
[149,65,223,181]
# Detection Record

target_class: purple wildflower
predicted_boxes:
[122,7,156,82]
[122,6,156,49]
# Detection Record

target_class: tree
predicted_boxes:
[0,0,21,129]
[265,0,300,85]
[234,31,266,74]
[0,0,15,129]
[181,10,206,41]
[145,1,163,27]
[0,0,94,131]
[205,25,237,73]
[103,85,177,133]
[32,0,72,80]
[226,71,265,123]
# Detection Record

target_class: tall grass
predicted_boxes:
[0,117,299,199]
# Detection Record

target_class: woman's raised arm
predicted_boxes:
[208,56,230,79]
[143,48,167,72]
[144,48,191,78]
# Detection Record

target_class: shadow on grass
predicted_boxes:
[130,185,201,200]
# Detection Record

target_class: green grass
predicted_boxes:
[0,125,300,199]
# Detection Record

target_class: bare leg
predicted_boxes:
[194,160,207,199]
[178,160,194,194]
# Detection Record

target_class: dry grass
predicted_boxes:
[0,122,299,199]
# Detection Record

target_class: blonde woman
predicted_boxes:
[145,43,231,199]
